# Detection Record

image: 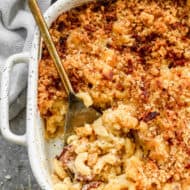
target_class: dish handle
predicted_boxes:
[0,53,30,146]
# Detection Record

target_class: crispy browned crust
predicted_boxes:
[38,0,190,189]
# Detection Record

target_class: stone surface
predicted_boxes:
[0,110,41,190]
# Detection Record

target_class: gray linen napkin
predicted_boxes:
[0,0,51,120]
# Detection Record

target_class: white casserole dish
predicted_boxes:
[0,0,94,189]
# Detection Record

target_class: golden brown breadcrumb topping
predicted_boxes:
[38,0,190,189]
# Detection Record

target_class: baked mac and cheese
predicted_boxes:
[38,0,190,189]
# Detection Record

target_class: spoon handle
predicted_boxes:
[29,0,74,95]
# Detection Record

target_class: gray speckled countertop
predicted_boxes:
[0,110,40,190]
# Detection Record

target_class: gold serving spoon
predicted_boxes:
[29,0,101,145]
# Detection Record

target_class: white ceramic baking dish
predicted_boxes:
[0,0,93,189]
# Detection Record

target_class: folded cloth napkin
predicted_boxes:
[0,0,51,120]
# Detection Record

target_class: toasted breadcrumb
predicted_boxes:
[38,0,190,189]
